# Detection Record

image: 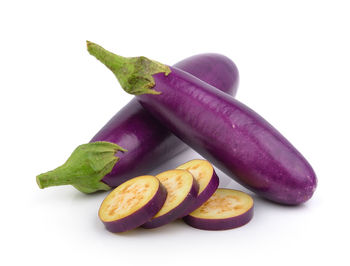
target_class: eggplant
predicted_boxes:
[142,169,199,229]
[176,159,219,213]
[87,41,317,205]
[183,189,254,231]
[99,175,167,233]
[36,52,239,193]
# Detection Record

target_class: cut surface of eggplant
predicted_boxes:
[176,159,219,212]
[142,169,198,228]
[184,189,253,230]
[99,175,167,232]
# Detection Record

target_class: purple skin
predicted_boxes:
[174,54,239,98]
[137,67,317,205]
[101,182,167,233]
[91,54,239,188]
[185,170,219,214]
[183,205,254,231]
[142,176,199,229]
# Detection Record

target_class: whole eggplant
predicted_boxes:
[36,53,239,193]
[91,54,238,188]
[87,42,317,205]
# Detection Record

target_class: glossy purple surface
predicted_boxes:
[101,182,167,233]
[186,170,219,214]
[137,67,317,205]
[174,54,239,98]
[91,54,239,187]
[183,204,254,231]
[142,176,199,229]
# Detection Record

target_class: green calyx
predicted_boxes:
[36,142,127,193]
[86,41,171,95]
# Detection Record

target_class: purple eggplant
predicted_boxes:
[36,52,239,193]
[87,42,317,205]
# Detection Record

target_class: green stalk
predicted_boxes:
[36,42,169,193]
[86,41,171,95]
[36,142,126,193]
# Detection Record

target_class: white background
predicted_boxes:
[1,1,349,265]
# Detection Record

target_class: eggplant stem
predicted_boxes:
[86,41,170,95]
[36,141,126,193]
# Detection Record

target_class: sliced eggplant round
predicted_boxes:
[184,189,254,231]
[99,175,167,233]
[176,159,219,213]
[142,169,199,229]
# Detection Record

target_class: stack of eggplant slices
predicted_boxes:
[36,41,317,233]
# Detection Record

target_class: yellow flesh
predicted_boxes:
[176,159,213,195]
[99,175,159,222]
[153,169,193,218]
[190,189,253,219]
